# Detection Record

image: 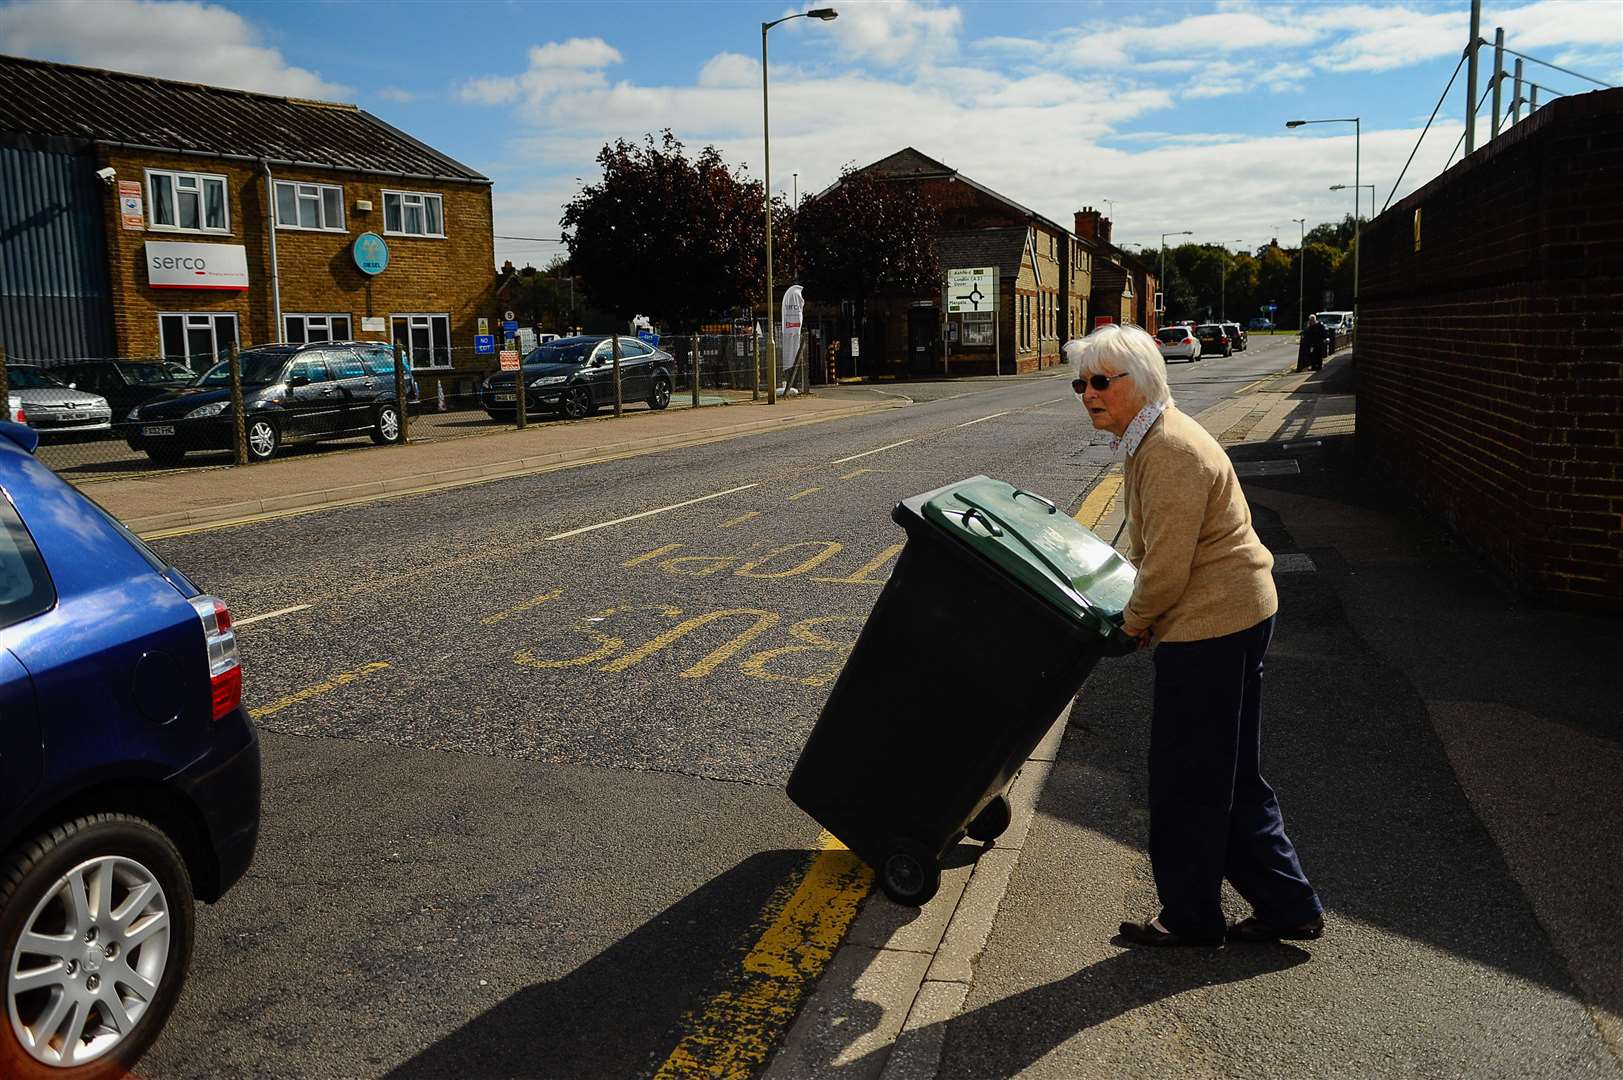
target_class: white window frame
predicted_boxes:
[274,181,346,232]
[157,312,240,371]
[390,313,452,369]
[284,313,354,344]
[146,169,231,235]
[382,189,446,238]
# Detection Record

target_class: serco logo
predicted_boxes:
[150,254,209,274]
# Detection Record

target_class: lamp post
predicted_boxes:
[762,7,838,405]
[1291,217,1306,333]
[1329,183,1376,223]
[1160,230,1191,319]
[1289,116,1360,350]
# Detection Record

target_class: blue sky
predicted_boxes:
[2,0,1619,269]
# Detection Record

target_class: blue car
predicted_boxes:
[0,420,259,1077]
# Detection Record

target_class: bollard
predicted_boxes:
[392,342,411,445]
[228,345,248,465]
[515,353,528,431]
[612,333,622,417]
[691,336,700,409]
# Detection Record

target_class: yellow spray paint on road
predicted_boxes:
[653,831,873,1079]
[249,661,391,720]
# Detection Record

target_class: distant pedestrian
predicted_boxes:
[1066,324,1324,948]
[1296,316,1322,372]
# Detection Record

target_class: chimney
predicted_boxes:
[501,259,516,276]
[1099,216,1112,245]
[1074,206,1102,241]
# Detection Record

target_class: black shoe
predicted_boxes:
[1227,915,1325,943]
[1118,920,1224,947]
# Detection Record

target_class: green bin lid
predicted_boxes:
[902,476,1137,642]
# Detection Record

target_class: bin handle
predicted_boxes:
[1010,489,1057,514]
[958,507,1004,536]
[954,494,1113,635]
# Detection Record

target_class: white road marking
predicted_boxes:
[829,440,914,465]
[234,604,312,628]
[955,412,1010,428]
[545,484,759,540]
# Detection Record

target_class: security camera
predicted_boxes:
[96,166,116,185]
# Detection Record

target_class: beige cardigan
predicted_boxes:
[1122,406,1278,643]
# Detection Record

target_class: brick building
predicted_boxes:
[1074,208,1160,334]
[825,148,1094,378]
[1358,88,1622,609]
[0,55,495,395]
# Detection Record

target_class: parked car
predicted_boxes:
[1222,322,1248,351]
[1196,323,1233,357]
[0,418,259,1078]
[482,334,674,421]
[124,341,418,465]
[1155,325,1202,363]
[4,365,113,439]
[1248,317,1275,331]
[58,360,194,419]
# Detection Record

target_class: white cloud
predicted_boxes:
[375,87,420,104]
[698,52,760,88]
[817,0,962,67]
[0,0,349,98]
[458,37,623,106]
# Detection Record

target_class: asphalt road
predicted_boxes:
[137,339,1294,1079]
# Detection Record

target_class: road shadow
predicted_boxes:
[381,849,813,1080]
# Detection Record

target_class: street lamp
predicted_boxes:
[1329,184,1376,224]
[1160,230,1191,318]
[762,6,838,404]
[1291,217,1306,333]
[1289,116,1360,349]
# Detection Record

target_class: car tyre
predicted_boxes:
[245,417,279,462]
[144,448,186,467]
[561,387,593,421]
[370,403,402,446]
[648,375,672,411]
[1,813,195,1080]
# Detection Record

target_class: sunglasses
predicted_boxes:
[1072,372,1131,394]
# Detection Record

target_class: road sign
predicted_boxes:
[477,318,490,336]
[503,320,518,336]
[503,310,515,321]
[946,266,998,313]
[499,349,520,370]
[474,335,495,355]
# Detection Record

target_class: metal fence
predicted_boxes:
[0,331,819,484]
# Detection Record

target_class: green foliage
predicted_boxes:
[1160,213,1359,328]
[795,166,941,302]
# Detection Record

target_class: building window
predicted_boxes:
[391,314,451,368]
[383,190,445,237]
[158,313,239,373]
[285,314,353,343]
[275,181,345,231]
[147,170,229,234]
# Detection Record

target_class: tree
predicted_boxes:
[795,166,940,309]
[561,130,784,332]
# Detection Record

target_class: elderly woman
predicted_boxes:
[1066,324,1323,948]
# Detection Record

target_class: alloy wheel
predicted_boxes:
[7,856,171,1069]
[379,407,400,442]
[247,420,277,460]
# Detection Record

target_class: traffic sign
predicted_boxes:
[503,320,518,336]
[499,349,520,371]
[477,317,490,336]
[946,266,998,313]
[503,310,515,321]
[474,335,495,354]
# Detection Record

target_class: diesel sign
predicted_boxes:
[146,241,249,290]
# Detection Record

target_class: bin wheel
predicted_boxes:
[879,840,940,907]
[967,795,1013,844]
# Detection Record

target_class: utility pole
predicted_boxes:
[1491,28,1505,135]
[1465,0,1482,155]
[1292,218,1306,334]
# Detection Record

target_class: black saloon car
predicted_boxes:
[124,341,417,464]
[482,335,674,421]
[59,359,194,417]
[1196,323,1233,357]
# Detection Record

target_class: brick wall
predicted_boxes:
[98,149,495,388]
[1358,88,1623,609]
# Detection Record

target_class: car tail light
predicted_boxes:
[189,595,240,721]
[9,401,23,424]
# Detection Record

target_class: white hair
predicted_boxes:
[1062,323,1173,407]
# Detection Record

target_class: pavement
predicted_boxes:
[765,350,1623,1079]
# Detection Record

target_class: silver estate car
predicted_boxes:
[6,365,113,437]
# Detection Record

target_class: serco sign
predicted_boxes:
[145,241,249,291]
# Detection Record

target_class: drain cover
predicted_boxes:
[1234,459,1301,477]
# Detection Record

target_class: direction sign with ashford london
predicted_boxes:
[947,267,998,313]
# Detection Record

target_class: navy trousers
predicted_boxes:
[1149,616,1321,939]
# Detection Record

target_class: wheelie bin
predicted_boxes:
[786,475,1139,906]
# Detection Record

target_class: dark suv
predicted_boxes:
[124,341,418,465]
[0,419,258,1077]
[482,335,674,421]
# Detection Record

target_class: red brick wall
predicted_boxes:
[1358,88,1623,608]
[97,149,495,387]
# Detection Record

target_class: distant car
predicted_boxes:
[1196,323,1233,357]
[1155,325,1201,363]
[58,360,194,419]
[5,365,113,439]
[482,334,674,421]
[123,341,418,465]
[0,418,259,1078]
[1248,317,1275,331]
[1222,322,1248,351]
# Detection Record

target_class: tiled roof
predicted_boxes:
[0,54,488,183]
[936,228,1030,278]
